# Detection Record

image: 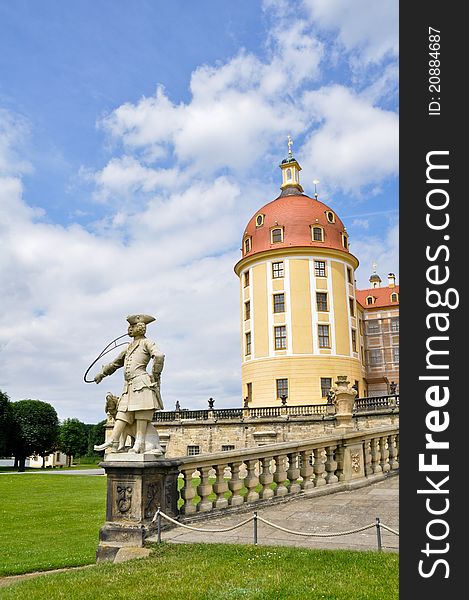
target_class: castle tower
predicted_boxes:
[234,141,365,407]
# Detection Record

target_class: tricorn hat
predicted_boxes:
[126,314,156,325]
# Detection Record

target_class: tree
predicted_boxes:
[87,420,107,456]
[11,400,60,471]
[59,418,88,467]
[0,390,15,457]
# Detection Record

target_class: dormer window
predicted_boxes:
[342,233,348,249]
[312,226,324,242]
[256,214,265,227]
[244,237,252,254]
[390,292,399,303]
[366,296,375,305]
[271,227,284,243]
[325,211,335,223]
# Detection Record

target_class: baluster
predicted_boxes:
[180,468,197,515]
[213,463,229,509]
[335,444,345,482]
[325,445,338,484]
[395,434,400,465]
[286,452,301,494]
[245,459,260,503]
[273,455,288,496]
[363,440,373,476]
[259,457,274,499]
[228,461,245,506]
[300,450,314,491]
[313,447,326,487]
[379,436,390,473]
[370,438,382,474]
[197,466,214,512]
[388,434,399,470]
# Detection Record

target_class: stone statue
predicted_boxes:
[93,314,165,455]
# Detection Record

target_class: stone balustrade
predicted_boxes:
[176,425,399,519]
[153,395,399,422]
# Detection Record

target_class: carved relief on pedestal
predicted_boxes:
[116,484,133,514]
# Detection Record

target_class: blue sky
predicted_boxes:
[0,0,398,423]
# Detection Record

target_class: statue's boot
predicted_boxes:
[94,440,119,452]
[130,434,145,454]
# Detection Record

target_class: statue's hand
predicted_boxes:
[94,373,105,384]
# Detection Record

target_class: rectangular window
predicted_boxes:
[246,382,252,402]
[367,320,380,334]
[244,300,250,320]
[316,292,328,312]
[347,267,353,284]
[351,329,357,352]
[318,324,330,348]
[370,349,382,366]
[222,445,235,452]
[276,378,288,399]
[274,325,287,350]
[244,237,251,253]
[391,317,399,332]
[187,445,200,456]
[393,347,399,363]
[349,298,355,316]
[245,332,251,355]
[244,271,250,287]
[320,377,332,397]
[272,261,284,278]
[273,293,285,313]
[314,260,326,277]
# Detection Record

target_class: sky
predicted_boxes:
[0,0,399,423]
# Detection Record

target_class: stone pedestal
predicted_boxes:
[96,454,182,562]
[332,375,357,430]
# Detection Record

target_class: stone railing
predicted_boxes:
[154,398,400,423]
[176,425,399,519]
[353,395,399,413]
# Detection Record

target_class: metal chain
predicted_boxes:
[155,509,399,538]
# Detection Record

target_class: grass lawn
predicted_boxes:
[0,542,399,600]
[0,474,106,576]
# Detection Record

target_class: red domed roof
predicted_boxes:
[241,193,350,257]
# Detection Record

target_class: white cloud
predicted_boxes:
[352,221,399,289]
[302,0,398,64]
[299,85,398,192]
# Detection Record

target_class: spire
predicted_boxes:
[279,135,304,195]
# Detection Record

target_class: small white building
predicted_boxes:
[28,451,70,468]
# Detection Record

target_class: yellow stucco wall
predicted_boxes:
[237,248,363,407]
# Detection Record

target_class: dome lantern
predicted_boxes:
[279,135,304,195]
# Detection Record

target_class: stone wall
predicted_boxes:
[150,411,399,458]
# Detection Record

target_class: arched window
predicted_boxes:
[390,292,399,303]
[271,227,283,243]
[342,233,348,249]
[366,296,375,305]
[325,211,335,223]
[312,226,324,242]
[286,168,292,181]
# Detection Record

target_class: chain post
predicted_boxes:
[157,507,162,544]
[253,512,258,545]
[375,517,382,552]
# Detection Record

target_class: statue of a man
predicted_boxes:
[93,314,165,455]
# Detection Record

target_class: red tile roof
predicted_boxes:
[241,194,350,257]
[356,286,400,309]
